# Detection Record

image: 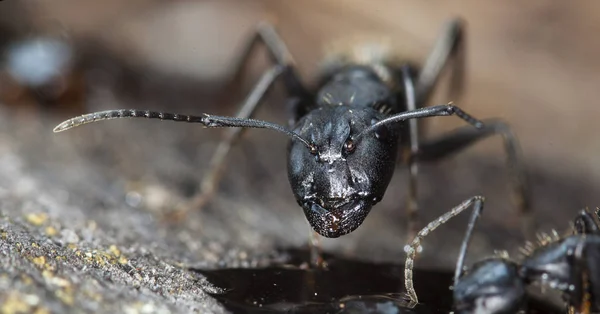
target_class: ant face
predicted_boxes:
[453,259,525,314]
[287,105,399,238]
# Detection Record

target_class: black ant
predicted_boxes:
[404,196,600,314]
[52,19,529,264]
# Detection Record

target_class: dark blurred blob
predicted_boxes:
[0,0,261,118]
[0,35,86,113]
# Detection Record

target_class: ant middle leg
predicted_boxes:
[401,65,422,247]
[403,18,465,243]
[164,23,311,221]
[413,119,533,239]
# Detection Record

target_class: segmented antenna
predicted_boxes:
[52,109,203,132]
[403,195,485,304]
[53,109,314,149]
[354,103,484,143]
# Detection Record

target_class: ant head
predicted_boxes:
[453,259,525,314]
[287,105,399,238]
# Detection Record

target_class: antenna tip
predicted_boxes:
[53,120,72,133]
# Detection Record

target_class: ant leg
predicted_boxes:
[165,65,285,221]
[308,230,326,269]
[250,22,314,123]
[453,197,485,284]
[401,65,422,246]
[165,23,311,221]
[404,195,485,304]
[403,19,465,243]
[569,239,593,314]
[415,18,465,107]
[413,119,534,239]
[231,22,310,101]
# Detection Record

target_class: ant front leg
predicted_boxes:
[413,119,533,239]
[403,18,465,244]
[165,22,311,222]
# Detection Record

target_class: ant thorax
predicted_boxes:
[320,36,397,82]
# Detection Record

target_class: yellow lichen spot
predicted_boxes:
[109,245,121,257]
[86,220,97,230]
[45,226,58,237]
[1,292,31,314]
[25,213,48,226]
[83,290,102,302]
[55,289,74,306]
[94,255,106,266]
[20,274,33,285]
[31,256,46,268]
[1,232,7,240]
[118,256,128,265]
[67,244,77,250]
[125,301,146,312]
[30,242,39,248]
[49,276,71,288]
[33,307,51,314]
[41,270,54,279]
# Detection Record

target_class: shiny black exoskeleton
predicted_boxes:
[519,209,600,313]
[287,67,402,237]
[53,20,529,241]
[407,199,600,313]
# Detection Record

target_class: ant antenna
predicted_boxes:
[53,109,315,150]
[403,195,485,304]
[353,103,483,143]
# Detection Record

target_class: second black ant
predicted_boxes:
[53,18,530,265]
[405,196,599,314]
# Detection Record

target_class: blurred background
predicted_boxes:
[1,0,600,311]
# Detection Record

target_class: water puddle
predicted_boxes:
[193,248,562,314]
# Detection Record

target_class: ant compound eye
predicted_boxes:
[344,139,356,153]
[309,144,318,155]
